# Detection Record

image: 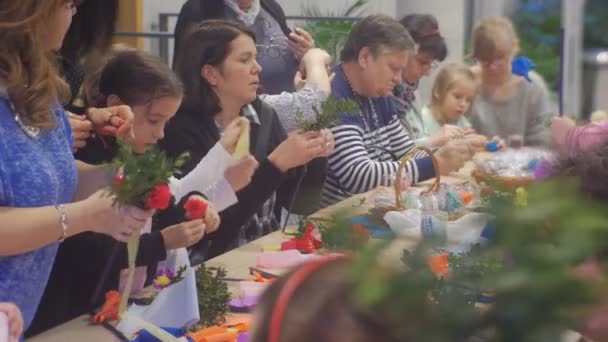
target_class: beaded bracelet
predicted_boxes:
[54,204,68,242]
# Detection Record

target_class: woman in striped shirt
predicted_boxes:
[322,15,473,206]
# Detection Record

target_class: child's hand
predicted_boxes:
[429,125,467,147]
[0,302,23,342]
[161,219,206,250]
[220,117,249,154]
[435,139,474,175]
[225,156,258,192]
[463,134,489,153]
[203,204,220,234]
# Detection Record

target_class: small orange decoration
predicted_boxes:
[427,253,449,277]
[459,191,473,205]
[92,290,122,324]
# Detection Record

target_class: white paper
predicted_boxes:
[384,210,489,253]
[0,312,8,342]
[117,248,199,338]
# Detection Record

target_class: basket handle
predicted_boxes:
[394,146,440,209]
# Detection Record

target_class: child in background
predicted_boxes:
[469,17,553,147]
[418,63,488,151]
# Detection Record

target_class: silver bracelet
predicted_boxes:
[54,204,68,242]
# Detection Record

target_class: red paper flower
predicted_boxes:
[113,174,124,185]
[184,196,208,220]
[145,183,171,210]
[428,253,449,277]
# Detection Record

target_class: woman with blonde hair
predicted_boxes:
[0,0,152,332]
[469,16,553,146]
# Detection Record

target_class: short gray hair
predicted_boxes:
[340,15,415,62]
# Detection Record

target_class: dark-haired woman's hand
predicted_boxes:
[225,155,258,192]
[268,130,327,172]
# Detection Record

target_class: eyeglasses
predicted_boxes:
[481,50,517,67]
[415,55,439,71]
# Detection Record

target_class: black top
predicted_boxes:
[159,98,326,260]
[172,0,291,69]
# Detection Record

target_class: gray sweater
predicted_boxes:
[469,72,553,146]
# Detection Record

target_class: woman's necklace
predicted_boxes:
[341,66,383,147]
[10,101,40,139]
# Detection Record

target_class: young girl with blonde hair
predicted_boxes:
[469,16,553,146]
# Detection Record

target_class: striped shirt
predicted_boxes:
[321,65,435,207]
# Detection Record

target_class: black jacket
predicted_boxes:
[172,0,291,69]
[159,98,326,260]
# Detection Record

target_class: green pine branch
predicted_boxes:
[296,97,359,132]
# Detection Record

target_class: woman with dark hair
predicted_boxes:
[58,0,130,154]
[322,15,472,207]
[392,14,466,148]
[162,19,334,260]
[173,0,314,95]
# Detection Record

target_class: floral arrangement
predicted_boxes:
[152,266,187,290]
[107,139,188,315]
[109,139,188,209]
[346,179,608,341]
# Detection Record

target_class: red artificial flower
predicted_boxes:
[184,196,208,220]
[113,174,124,185]
[145,183,172,210]
[296,236,316,254]
[428,253,449,277]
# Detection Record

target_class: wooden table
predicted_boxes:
[26,159,587,342]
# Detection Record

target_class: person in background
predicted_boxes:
[393,14,465,148]
[173,0,315,95]
[57,0,126,154]
[163,19,333,261]
[469,16,553,146]
[417,63,488,151]
[551,116,608,154]
[260,47,333,132]
[321,15,473,207]
[0,0,151,332]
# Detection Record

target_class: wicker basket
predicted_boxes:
[372,146,440,215]
[471,168,533,191]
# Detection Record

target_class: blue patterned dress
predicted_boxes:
[0,94,78,330]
